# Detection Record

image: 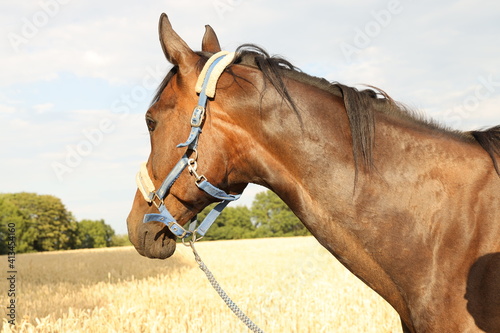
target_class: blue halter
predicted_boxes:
[142,52,240,239]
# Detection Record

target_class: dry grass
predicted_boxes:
[1,237,402,332]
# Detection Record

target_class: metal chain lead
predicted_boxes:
[188,241,265,333]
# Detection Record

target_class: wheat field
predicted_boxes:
[1,237,402,332]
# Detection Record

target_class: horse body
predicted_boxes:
[127,14,500,332]
[220,68,500,331]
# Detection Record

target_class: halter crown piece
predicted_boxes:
[135,51,239,239]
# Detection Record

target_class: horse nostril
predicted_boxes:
[141,230,148,250]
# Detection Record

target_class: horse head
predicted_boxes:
[127,14,256,259]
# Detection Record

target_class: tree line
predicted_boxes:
[198,191,310,240]
[0,191,309,254]
[0,193,126,254]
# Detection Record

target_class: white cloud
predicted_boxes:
[83,50,111,67]
[0,104,16,114]
[34,102,54,113]
[1,0,500,235]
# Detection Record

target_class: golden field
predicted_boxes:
[1,237,401,332]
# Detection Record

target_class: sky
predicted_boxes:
[1,0,500,234]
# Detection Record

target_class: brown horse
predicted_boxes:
[127,14,500,332]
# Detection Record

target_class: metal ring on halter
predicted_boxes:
[189,148,199,161]
[188,158,197,170]
[188,158,207,183]
[181,232,204,246]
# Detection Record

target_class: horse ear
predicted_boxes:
[202,25,221,53]
[158,13,198,68]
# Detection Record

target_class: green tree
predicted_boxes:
[0,193,77,253]
[76,219,115,248]
[197,205,256,240]
[110,234,132,247]
[0,196,24,254]
[251,190,309,237]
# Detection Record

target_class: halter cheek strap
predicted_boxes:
[135,51,239,239]
[178,51,236,149]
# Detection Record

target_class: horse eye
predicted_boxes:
[146,117,156,132]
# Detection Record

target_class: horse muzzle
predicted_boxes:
[136,220,177,259]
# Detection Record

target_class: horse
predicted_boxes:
[126,13,500,332]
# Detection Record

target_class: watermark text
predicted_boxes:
[8,0,73,52]
[5,222,17,325]
[339,0,404,63]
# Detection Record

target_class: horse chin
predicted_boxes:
[136,221,177,259]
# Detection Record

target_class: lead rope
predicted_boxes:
[187,240,265,333]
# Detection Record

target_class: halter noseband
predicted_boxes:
[135,51,240,240]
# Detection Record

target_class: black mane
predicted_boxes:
[151,44,500,176]
[229,44,500,176]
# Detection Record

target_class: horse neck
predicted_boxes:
[229,79,496,321]
[235,80,489,233]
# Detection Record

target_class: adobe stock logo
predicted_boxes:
[51,119,115,182]
[440,74,500,128]
[8,0,73,52]
[339,0,404,63]
[51,65,166,182]
[213,0,249,20]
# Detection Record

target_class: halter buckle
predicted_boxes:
[167,221,191,239]
[151,192,164,209]
[190,106,205,127]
